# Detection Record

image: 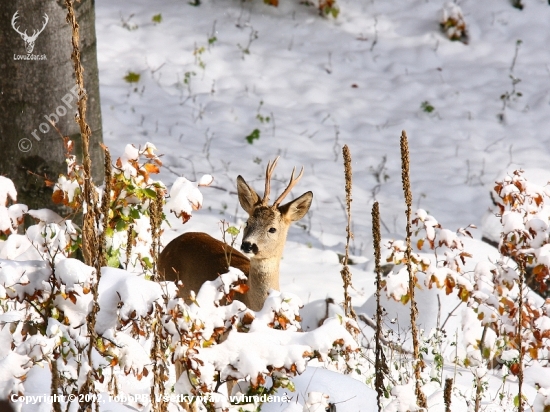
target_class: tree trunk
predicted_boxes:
[0,0,103,214]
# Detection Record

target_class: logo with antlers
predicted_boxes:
[11,11,49,54]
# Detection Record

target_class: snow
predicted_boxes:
[96,267,163,335]
[0,177,17,206]
[165,175,211,222]
[262,367,376,412]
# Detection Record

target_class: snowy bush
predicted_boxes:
[440,2,469,44]
[372,170,550,410]
[0,146,359,411]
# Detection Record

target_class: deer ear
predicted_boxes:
[279,191,313,222]
[237,175,260,215]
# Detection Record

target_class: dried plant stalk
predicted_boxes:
[150,188,168,412]
[372,201,389,411]
[51,359,62,412]
[65,1,100,409]
[400,130,427,408]
[65,0,97,267]
[517,257,525,412]
[475,375,482,412]
[125,224,134,268]
[149,188,163,279]
[99,146,112,268]
[150,312,169,412]
[340,145,356,319]
[444,378,453,412]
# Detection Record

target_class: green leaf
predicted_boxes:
[245,129,261,144]
[141,256,153,269]
[421,101,435,113]
[124,72,141,83]
[130,208,141,219]
[152,14,162,23]
[107,254,120,268]
[226,226,240,236]
[115,219,128,232]
[105,227,114,238]
[142,188,157,199]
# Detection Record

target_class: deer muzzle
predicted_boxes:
[241,241,258,256]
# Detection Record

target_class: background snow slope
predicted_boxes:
[97,0,550,274]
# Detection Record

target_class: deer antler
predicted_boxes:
[273,165,304,207]
[11,12,48,41]
[262,156,279,205]
[11,11,26,37]
[29,14,48,41]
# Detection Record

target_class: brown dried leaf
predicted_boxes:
[52,190,65,205]
[144,163,160,174]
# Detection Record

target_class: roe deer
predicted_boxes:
[158,156,313,311]
[159,157,312,406]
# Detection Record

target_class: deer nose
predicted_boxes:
[241,241,258,255]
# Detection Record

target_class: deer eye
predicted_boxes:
[268,227,277,233]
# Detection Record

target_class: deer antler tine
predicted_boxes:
[262,156,280,205]
[273,165,304,207]
[12,11,22,35]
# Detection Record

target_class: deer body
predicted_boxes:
[158,157,312,312]
[158,231,250,301]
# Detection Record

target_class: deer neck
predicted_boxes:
[246,257,281,311]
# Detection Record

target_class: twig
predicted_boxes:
[510,39,522,74]
[440,300,464,331]
[358,314,412,355]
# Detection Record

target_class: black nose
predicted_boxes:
[241,242,252,253]
[241,241,257,254]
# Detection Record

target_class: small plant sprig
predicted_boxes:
[498,40,523,123]
[319,0,340,18]
[120,13,138,31]
[193,43,206,70]
[421,101,435,113]
[220,220,241,268]
[440,2,469,44]
[245,128,261,144]
[53,142,167,276]
[238,27,259,59]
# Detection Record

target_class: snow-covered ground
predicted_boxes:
[3,0,550,410]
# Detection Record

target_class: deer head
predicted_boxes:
[12,11,49,54]
[237,157,313,261]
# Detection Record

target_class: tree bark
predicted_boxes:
[0,0,103,213]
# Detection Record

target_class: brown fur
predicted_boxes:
[158,232,250,302]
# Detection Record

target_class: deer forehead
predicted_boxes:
[247,207,284,228]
